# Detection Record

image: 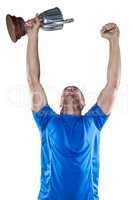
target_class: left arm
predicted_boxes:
[97,23,121,114]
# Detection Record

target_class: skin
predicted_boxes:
[26,19,121,115]
[97,23,121,114]
[59,86,85,114]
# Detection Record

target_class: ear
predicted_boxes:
[60,94,64,107]
[81,99,85,106]
[80,100,85,110]
[59,100,62,107]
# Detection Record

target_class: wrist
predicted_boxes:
[27,31,39,40]
[109,37,119,45]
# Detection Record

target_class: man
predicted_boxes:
[26,17,121,200]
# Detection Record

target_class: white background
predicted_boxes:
[0,0,131,199]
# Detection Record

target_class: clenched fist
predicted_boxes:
[25,16,42,38]
[100,23,120,41]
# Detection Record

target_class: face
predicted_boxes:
[60,86,85,111]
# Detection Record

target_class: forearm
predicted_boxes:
[107,38,121,88]
[26,33,40,86]
[25,17,48,111]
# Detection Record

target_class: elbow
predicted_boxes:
[27,77,40,89]
[107,80,120,90]
[112,81,120,89]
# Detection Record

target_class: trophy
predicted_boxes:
[6,7,74,42]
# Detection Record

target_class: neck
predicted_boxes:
[60,105,82,115]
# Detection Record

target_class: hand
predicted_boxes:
[100,23,120,41]
[25,16,42,37]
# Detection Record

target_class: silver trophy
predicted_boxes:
[6,7,74,42]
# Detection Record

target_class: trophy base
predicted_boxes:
[6,15,26,42]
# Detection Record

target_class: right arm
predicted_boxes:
[97,23,121,114]
[26,17,48,112]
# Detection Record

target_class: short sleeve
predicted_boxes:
[32,104,57,133]
[84,103,110,131]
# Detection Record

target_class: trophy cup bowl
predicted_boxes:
[6,7,74,42]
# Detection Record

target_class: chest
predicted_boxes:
[46,117,98,153]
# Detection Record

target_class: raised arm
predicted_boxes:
[97,23,121,114]
[26,17,48,112]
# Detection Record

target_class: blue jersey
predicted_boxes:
[32,103,110,200]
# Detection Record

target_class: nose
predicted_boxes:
[68,87,73,91]
[66,86,77,92]
[66,89,74,94]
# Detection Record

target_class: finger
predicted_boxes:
[25,20,35,29]
[102,26,115,33]
[25,22,33,27]
[107,23,117,30]
[102,23,116,31]
[34,16,42,26]
[27,18,35,23]
[101,24,109,32]
[25,21,34,30]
